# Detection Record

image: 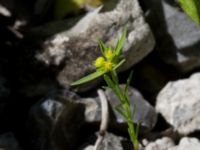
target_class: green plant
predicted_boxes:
[179,0,200,24]
[71,29,139,150]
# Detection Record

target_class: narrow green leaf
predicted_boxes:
[135,123,140,138]
[132,101,137,123]
[114,84,126,104]
[128,128,136,144]
[179,0,200,24]
[111,70,119,84]
[98,40,107,56]
[122,103,131,118]
[114,104,127,119]
[103,74,115,90]
[115,28,127,56]
[71,71,105,86]
[126,71,133,90]
[104,74,121,99]
[123,71,133,104]
[113,59,126,70]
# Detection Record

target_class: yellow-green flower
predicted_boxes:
[71,28,127,86]
[94,57,105,68]
[105,49,114,60]
[103,61,113,71]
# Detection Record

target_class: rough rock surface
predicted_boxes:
[145,137,174,150]
[144,137,200,150]
[156,73,200,134]
[141,0,200,72]
[170,137,200,150]
[105,85,157,134]
[82,132,132,150]
[31,0,155,92]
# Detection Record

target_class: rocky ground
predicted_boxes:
[0,0,200,150]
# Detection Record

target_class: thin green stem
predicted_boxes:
[107,71,139,150]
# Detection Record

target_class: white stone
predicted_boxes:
[145,137,174,150]
[169,137,200,150]
[156,72,200,134]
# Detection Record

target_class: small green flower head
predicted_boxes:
[94,48,115,72]
[105,49,114,60]
[103,61,114,71]
[95,56,105,68]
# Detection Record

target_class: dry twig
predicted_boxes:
[94,89,109,150]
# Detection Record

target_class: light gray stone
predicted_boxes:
[82,132,132,150]
[156,72,200,134]
[105,85,157,134]
[145,137,174,150]
[144,137,200,150]
[34,0,155,91]
[169,137,200,150]
[0,4,11,17]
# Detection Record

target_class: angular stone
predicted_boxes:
[141,0,200,72]
[156,73,200,134]
[105,85,157,134]
[170,137,200,150]
[145,137,174,150]
[30,0,155,92]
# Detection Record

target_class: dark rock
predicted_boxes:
[141,0,200,72]
[0,76,10,99]
[27,90,99,150]
[132,61,170,103]
[0,76,10,124]
[0,132,21,150]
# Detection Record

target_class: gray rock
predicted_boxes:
[144,137,200,150]
[82,132,132,150]
[169,137,200,150]
[145,137,174,150]
[141,0,200,72]
[105,85,157,134]
[34,0,154,91]
[156,72,200,134]
[27,90,99,150]
[0,132,21,150]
